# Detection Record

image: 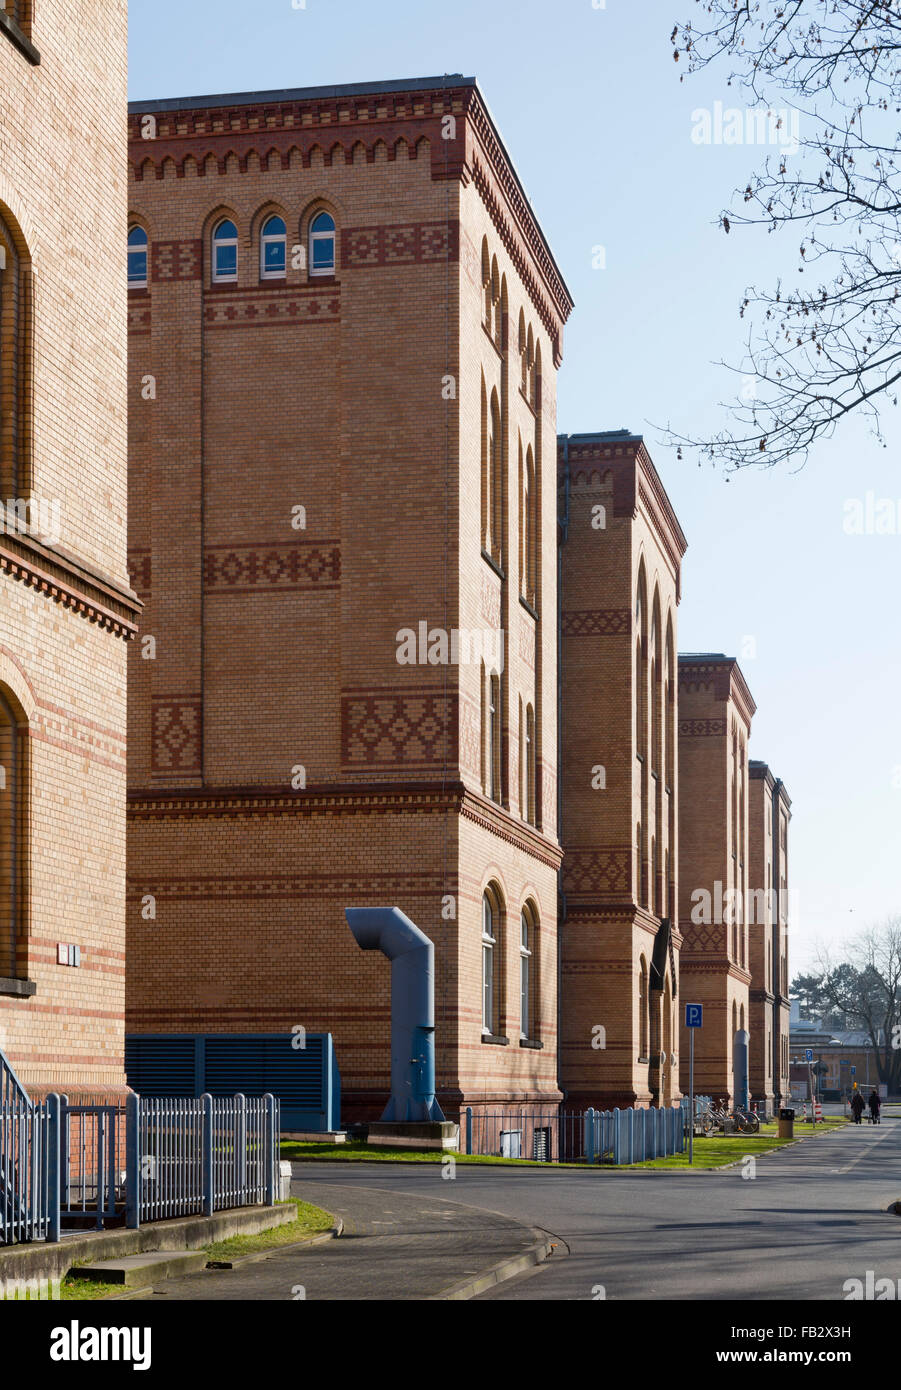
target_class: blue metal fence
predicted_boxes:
[0,1054,60,1245]
[463,1104,685,1164]
[1,1046,280,1244]
[583,1105,685,1164]
[127,1092,279,1227]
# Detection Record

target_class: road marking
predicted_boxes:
[835,1127,896,1173]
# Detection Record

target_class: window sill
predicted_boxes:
[519,595,539,622]
[128,287,151,299]
[0,976,36,998]
[481,1033,509,1047]
[0,11,39,64]
[519,1038,543,1050]
[481,549,505,582]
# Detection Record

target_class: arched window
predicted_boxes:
[482,239,492,331]
[488,672,501,803]
[128,226,148,288]
[490,257,501,349]
[520,904,538,1040]
[488,391,502,565]
[636,821,643,904]
[526,325,535,403]
[523,447,537,606]
[212,219,238,283]
[518,312,527,392]
[0,690,21,980]
[525,704,536,825]
[651,608,661,776]
[635,588,645,757]
[260,215,287,279]
[309,211,336,277]
[639,957,649,1058]
[482,888,500,1036]
[0,209,32,498]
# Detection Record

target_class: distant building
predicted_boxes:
[677,656,755,1105]
[748,762,791,1114]
[557,431,686,1108]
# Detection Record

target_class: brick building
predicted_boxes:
[748,761,791,1114]
[125,76,573,1120]
[677,655,756,1105]
[0,1,135,1100]
[558,432,687,1109]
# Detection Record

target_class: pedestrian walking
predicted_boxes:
[850,1090,865,1124]
[868,1090,881,1125]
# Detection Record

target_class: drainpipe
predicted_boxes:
[557,436,571,1102]
[345,907,445,1123]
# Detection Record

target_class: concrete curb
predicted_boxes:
[434,1230,559,1301]
[204,1218,343,1270]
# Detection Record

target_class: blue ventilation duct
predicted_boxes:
[345,906,445,1123]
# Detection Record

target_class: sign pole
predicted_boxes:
[689,1027,695,1167]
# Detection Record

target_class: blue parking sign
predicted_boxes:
[685,1004,703,1029]
[805,1048,814,1063]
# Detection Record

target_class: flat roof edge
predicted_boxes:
[128,75,476,114]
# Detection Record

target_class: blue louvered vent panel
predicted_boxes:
[125,1035,197,1097]
[126,1033,339,1131]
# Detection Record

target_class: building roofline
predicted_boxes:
[128,74,574,325]
[128,75,478,113]
[678,653,757,725]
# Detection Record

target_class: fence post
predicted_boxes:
[612,1108,620,1165]
[264,1094,276,1206]
[465,1106,472,1156]
[235,1094,247,1199]
[202,1093,214,1217]
[125,1092,140,1229]
[45,1094,61,1244]
[584,1108,595,1165]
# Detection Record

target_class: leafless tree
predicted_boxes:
[669,1,901,468]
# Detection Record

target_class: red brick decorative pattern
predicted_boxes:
[562,609,631,637]
[204,291,340,329]
[341,687,457,769]
[342,220,459,267]
[151,699,202,774]
[679,719,726,737]
[562,847,631,897]
[151,239,202,282]
[204,542,341,594]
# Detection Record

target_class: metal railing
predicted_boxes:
[584,1105,685,1164]
[128,1092,279,1227]
[60,1102,125,1231]
[462,1103,685,1164]
[0,1089,60,1245]
[1,1055,279,1243]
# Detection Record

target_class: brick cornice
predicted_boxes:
[126,777,564,867]
[0,531,140,639]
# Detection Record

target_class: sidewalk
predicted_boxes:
[140,1180,555,1301]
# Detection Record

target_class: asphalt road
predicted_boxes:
[295,1118,901,1300]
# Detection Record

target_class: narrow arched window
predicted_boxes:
[520,906,537,1040]
[525,703,536,826]
[260,215,287,279]
[639,957,649,1058]
[128,226,148,288]
[489,392,502,565]
[524,447,537,606]
[488,672,501,803]
[212,219,238,283]
[309,211,336,277]
[482,890,499,1035]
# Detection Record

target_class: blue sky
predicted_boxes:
[130,0,901,974]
